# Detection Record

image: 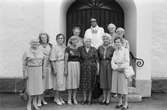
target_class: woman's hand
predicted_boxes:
[64,68,68,76]
[23,76,28,80]
[42,75,45,79]
[53,69,57,76]
[23,68,28,80]
[116,68,124,72]
[69,51,74,56]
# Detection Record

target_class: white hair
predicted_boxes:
[116,27,125,33]
[107,23,116,29]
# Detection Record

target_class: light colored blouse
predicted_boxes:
[50,44,66,61]
[22,48,44,77]
[111,47,130,70]
[23,48,44,67]
[39,44,51,57]
[39,44,52,67]
[123,39,130,50]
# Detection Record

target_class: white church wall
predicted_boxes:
[0,0,44,78]
[151,0,167,78]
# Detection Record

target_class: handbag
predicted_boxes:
[124,66,135,79]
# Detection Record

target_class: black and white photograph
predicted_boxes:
[0,0,167,110]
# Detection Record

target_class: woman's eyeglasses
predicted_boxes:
[58,37,64,40]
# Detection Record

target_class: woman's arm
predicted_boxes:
[111,52,118,70]
[49,47,57,75]
[51,61,57,76]
[119,48,130,69]
[22,52,28,79]
[42,58,45,79]
[64,52,69,76]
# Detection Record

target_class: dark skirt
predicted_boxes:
[99,60,112,90]
[80,62,97,91]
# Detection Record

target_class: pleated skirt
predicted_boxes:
[111,70,128,95]
[52,61,66,91]
[27,66,44,96]
[42,63,53,90]
[66,62,80,89]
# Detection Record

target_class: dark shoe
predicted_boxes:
[81,100,87,105]
[100,100,106,105]
[121,106,129,110]
[115,104,123,109]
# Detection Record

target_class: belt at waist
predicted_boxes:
[27,65,42,67]
[56,59,64,61]
[100,59,111,61]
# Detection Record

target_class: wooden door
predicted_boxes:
[66,0,124,41]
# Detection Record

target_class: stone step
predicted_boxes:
[128,87,137,94]
[110,93,142,103]
[0,93,142,107]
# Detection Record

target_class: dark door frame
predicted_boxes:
[66,0,124,41]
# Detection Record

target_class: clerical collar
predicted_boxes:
[91,25,99,34]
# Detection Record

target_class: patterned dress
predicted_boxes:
[98,45,114,90]
[23,48,44,95]
[39,44,53,90]
[79,46,98,91]
[50,44,66,91]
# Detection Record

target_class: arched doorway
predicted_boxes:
[44,0,152,97]
[66,0,138,87]
[66,0,124,41]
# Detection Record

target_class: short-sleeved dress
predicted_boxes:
[79,46,98,91]
[65,47,80,89]
[50,44,66,91]
[23,48,44,96]
[111,47,130,95]
[39,44,53,90]
[98,45,114,90]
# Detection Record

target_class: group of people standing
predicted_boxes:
[23,18,130,110]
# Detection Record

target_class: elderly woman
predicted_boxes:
[115,27,129,50]
[111,37,130,110]
[65,37,80,105]
[67,26,83,48]
[98,33,114,105]
[37,33,53,106]
[50,33,66,105]
[107,23,116,46]
[79,38,99,104]
[23,39,44,110]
